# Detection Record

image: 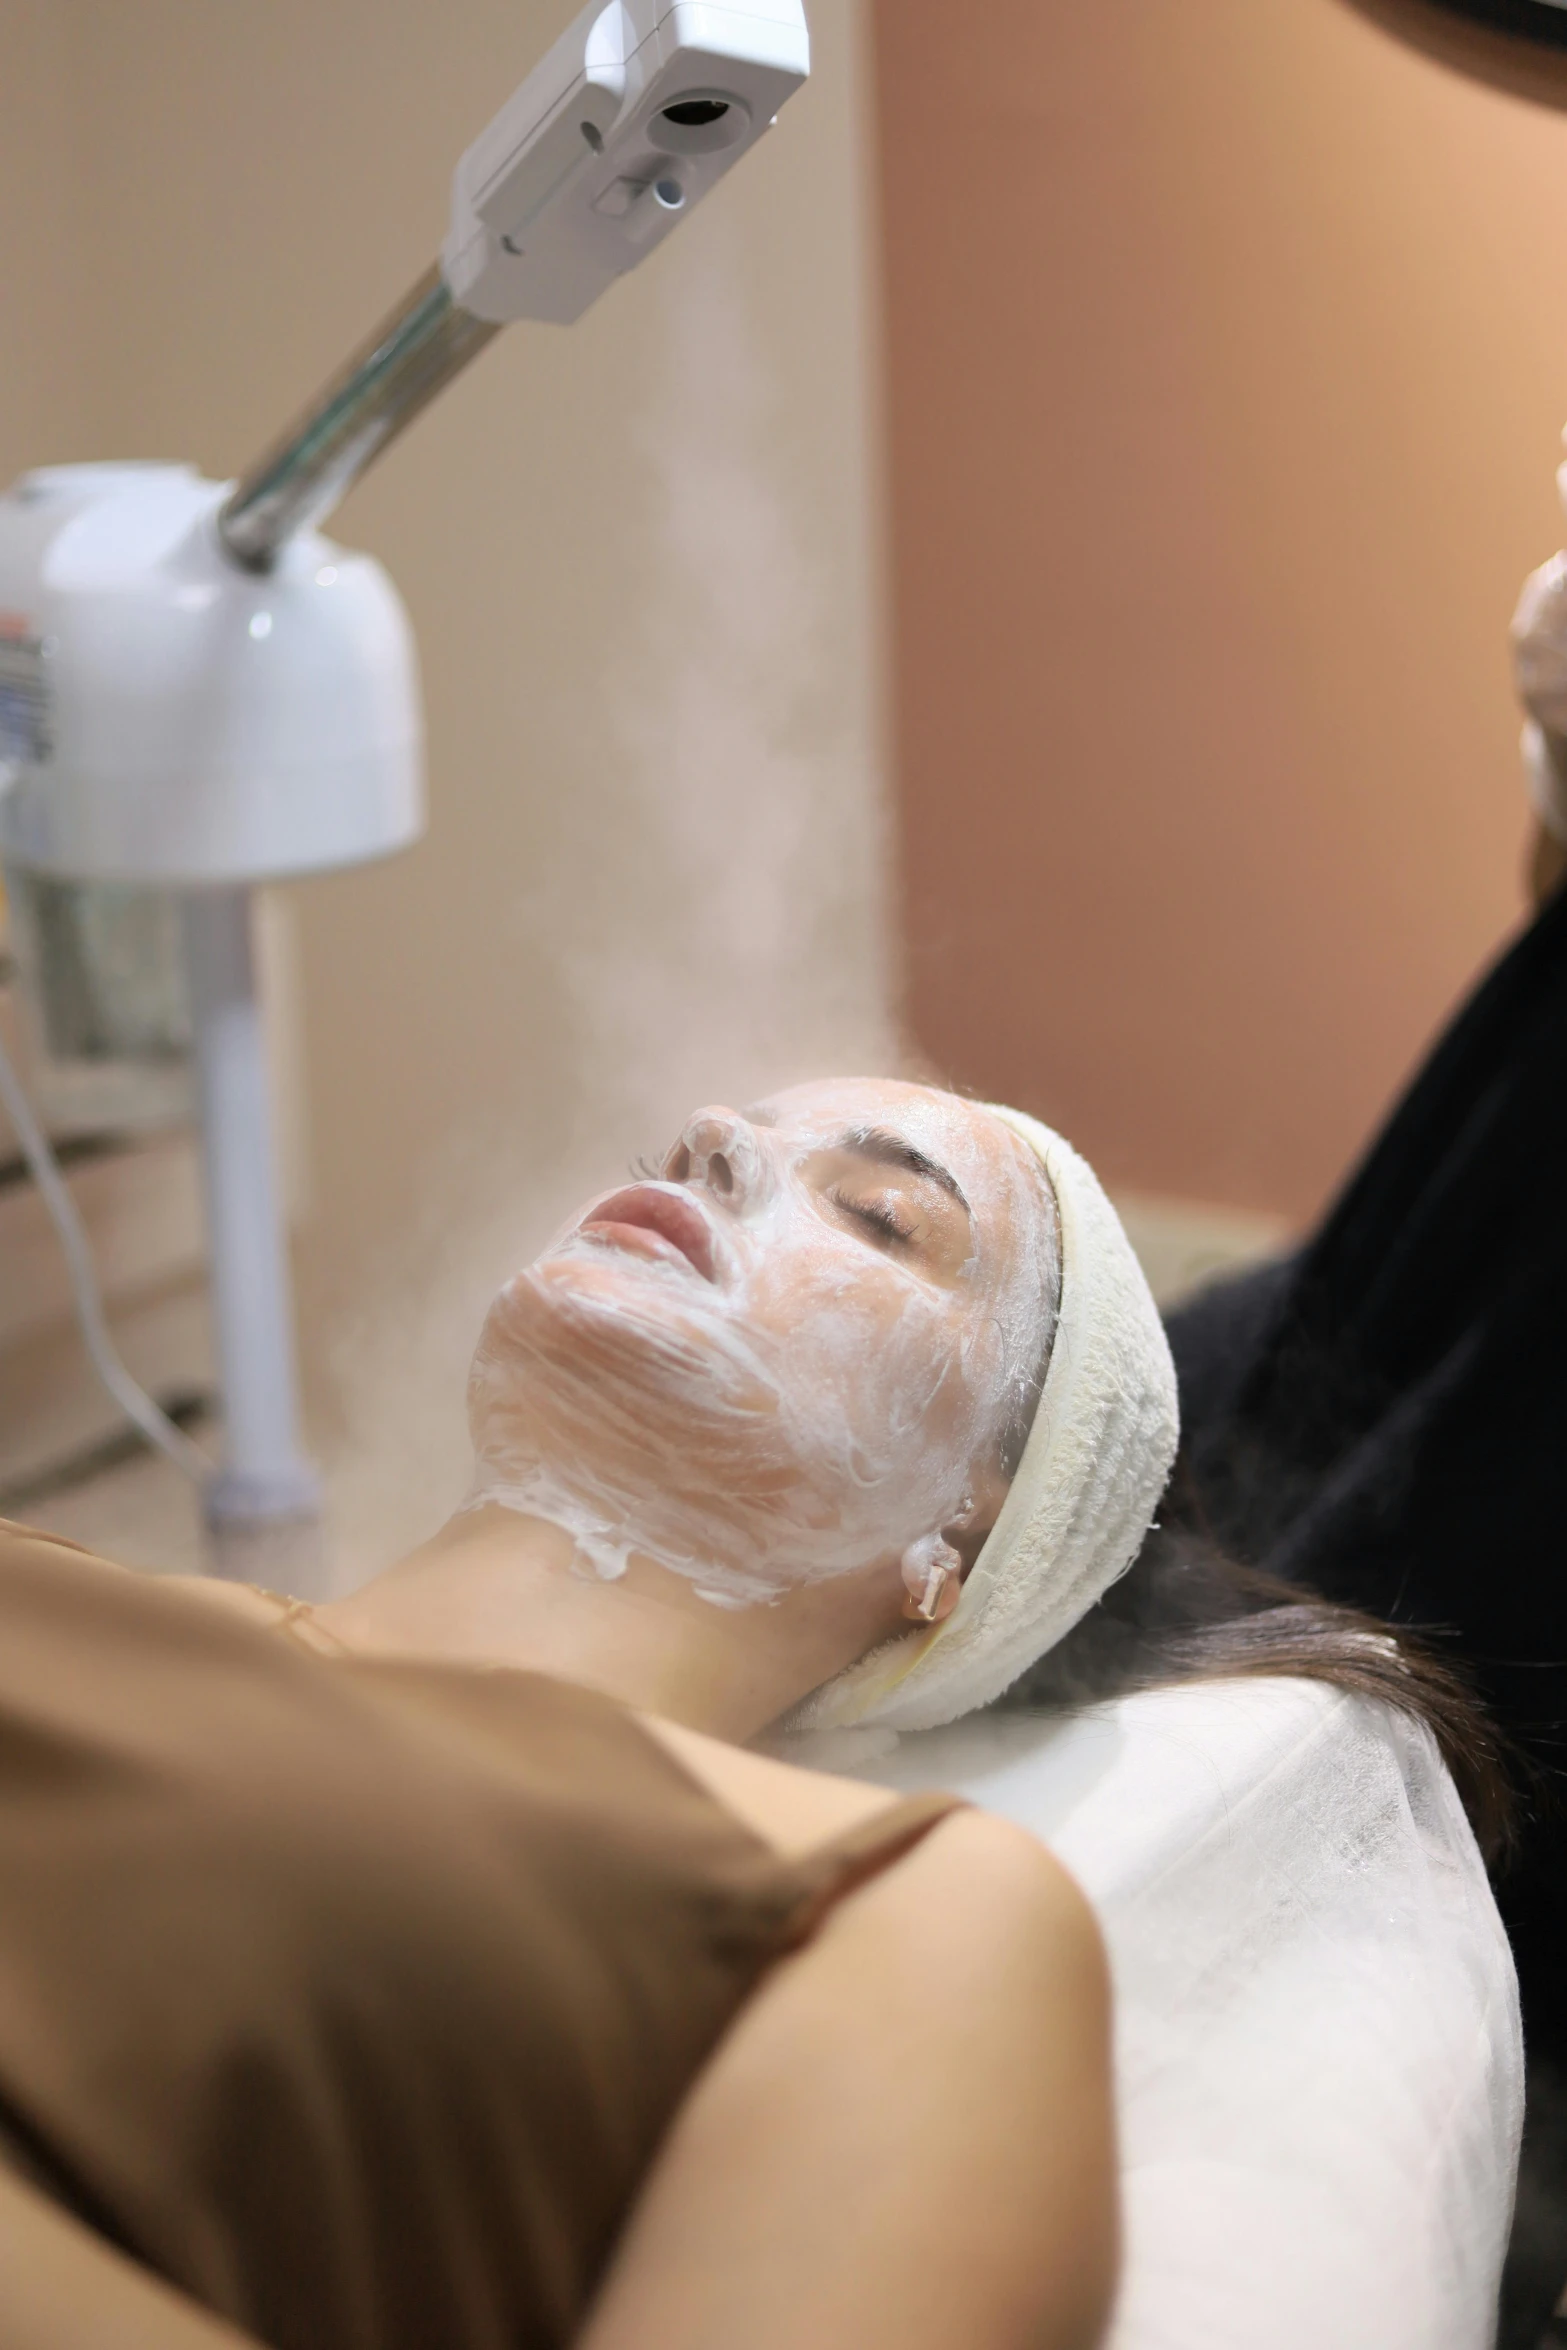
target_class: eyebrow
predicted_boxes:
[839,1125,972,1216]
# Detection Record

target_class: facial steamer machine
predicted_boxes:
[0,0,809,1575]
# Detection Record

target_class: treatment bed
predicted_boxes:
[831,1678,1520,2348]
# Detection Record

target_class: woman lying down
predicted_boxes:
[0,1079,1505,2350]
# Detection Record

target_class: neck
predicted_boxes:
[313,1504,903,1743]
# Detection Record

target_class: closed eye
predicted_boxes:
[829,1185,917,1248]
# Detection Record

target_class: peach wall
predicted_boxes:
[874,0,1567,1220]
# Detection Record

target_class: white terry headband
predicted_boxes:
[792,1106,1180,1734]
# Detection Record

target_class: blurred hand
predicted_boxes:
[1511,549,1567,905]
[1528,810,1567,906]
[1513,550,1567,739]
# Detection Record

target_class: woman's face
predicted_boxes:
[466,1079,1058,1605]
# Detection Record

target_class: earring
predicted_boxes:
[900,1533,962,1624]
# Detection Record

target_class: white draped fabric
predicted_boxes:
[830,1678,1521,2349]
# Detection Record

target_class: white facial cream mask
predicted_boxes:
[464,1079,1060,1606]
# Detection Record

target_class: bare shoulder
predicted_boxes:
[837,1807,1109,1992]
[910,1804,1090,1904]
[0,1516,119,1568]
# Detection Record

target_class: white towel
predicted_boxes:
[793,1107,1180,1733]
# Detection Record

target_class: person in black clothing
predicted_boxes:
[1150,553,1567,2347]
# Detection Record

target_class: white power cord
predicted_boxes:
[0,1022,212,1486]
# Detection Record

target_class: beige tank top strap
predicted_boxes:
[243,1587,352,1658]
[777,1790,968,1948]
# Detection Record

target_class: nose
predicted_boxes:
[665,1107,771,1212]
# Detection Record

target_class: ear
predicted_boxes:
[899,1536,963,1624]
[899,1448,1013,1625]
[942,1454,1011,1577]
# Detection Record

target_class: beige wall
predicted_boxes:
[0,8,90,467]
[1,0,892,1563]
[876,0,1567,1222]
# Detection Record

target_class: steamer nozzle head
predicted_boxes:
[444,0,810,326]
[213,0,809,570]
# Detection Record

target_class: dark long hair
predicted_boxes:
[998,1453,1515,1865]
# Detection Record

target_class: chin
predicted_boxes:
[487,1256,679,1354]
[527,1246,735,1332]
[472,1262,774,1454]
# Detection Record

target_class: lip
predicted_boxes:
[577,1184,719,1282]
